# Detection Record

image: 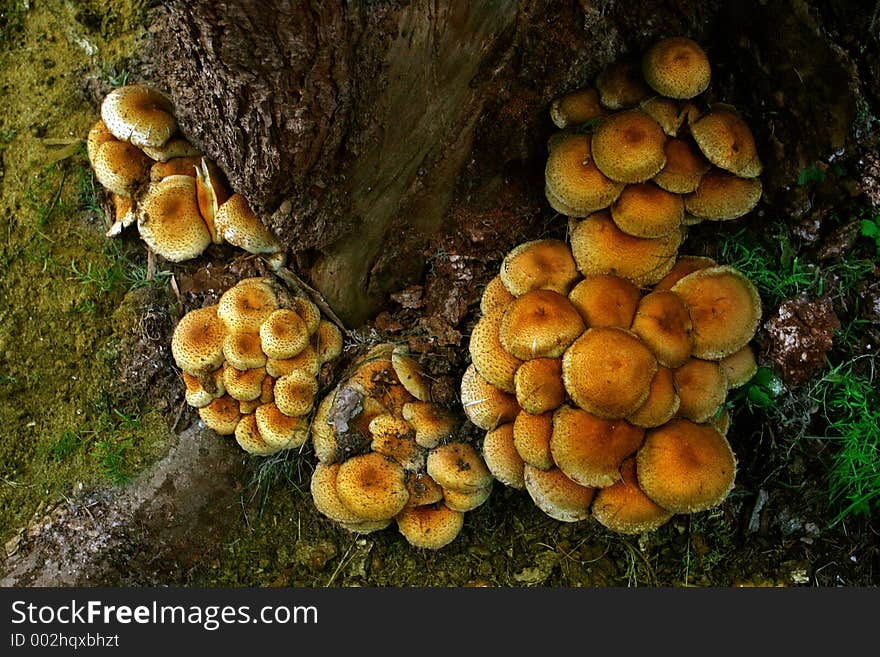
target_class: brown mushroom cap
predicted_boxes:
[513,357,565,415]
[426,442,493,493]
[684,169,762,221]
[652,137,712,194]
[482,422,525,489]
[217,280,279,334]
[567,273,641,329]
[274,370,319,417]
[671,265,762,359]
[653,255,717,291]
[690,107,762,178]
[171,304,227,375]
[149,155,202,183]
[182,370,225,408]
[630,290,694,368]
[198,394,241,436]
[610,181,684,238]
[310,462,367,524]
[223,365,266,402]
[626,366,680,429]
[335,452,410,521]
[591,456,674,534]
[570,211,683,286]
[480,275,516,314]
[550,404,645,488]
[500,238,581,297]
[100,84,177,149]
[401,401,458,449]
[288,297,321,335]
[137,174,212,262]
[404,471,445,507]
[92,139,151,199]
[234,413,280,456]
[255,402,310,449]
[259,308,310,360]
[391,347,433,402]
[395,503,465,550]
[591,109,667,184]
[513,410,555,470]
[442,484,493,513]
[550,87,607,128]
[222,331,267,371]
[636,418,737,513]
[87,119,116,164]
[215,193,283,255]
[266,346,320,378]
[719,344,758,388]
[524,465,595,522]
[369,414,425,471]
[316,320,344,366]
[544,133,626,216]
[469,306,523,394]
[499,289,585,360]
[562,327,658,419]
[460,364,521,431]
[640,96,687,137]
[642,36,711,100]
[673,358,729,423]
[596,61,652,110]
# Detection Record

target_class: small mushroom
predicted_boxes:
[544,133,625,217]
[652,137,711,194]
[259,308,310,360]
[513,357,566,415]
[626,366,680,429]
[100,84,177,149]
[498,289,585,360]
[274,370,319,417]
[630,290,694,368]
[690,106,762,178]
[214,193,286,265]
[512,410,555,471]
[596,61,652,110]
[171,304,227,376]
[255,402,310,450]
[523,465,595,523]
[684,169,762,221]
[591,457,674,534]
[550,87,607,128]
[567,273,642,329]
[216,279,279,333]
[395,503,465,550]
[591,109,667,184]
[481,422,525,489]
[480,275,516,314]
[641,36,711,100]
[610,181,685,238]
[426,442,493,494]
[335,452,410,522]
[198,394,242,436]
[222,331,267,371]
[469,305,523,393]
[137,174,212,262]
[92,139,151,198]
[673,358,729,423]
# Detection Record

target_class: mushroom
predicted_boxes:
[469,305,523,393]
[480,275,516,314]
[91,139,151,199]
[513,357,566,415]
[550,87,607,128]
[401,401,458,449]
[567,273,642,329]
[216,279,279,333]
[369,414,426,472]
[498,289,585,360]
[544,133,625,216]
[591,109,667,184]
[310,462,369,525]
[719,344,758,388]
[481,422,526,489]
[335,451,410,522]
[404,471,445,508]
[441,485,493,513]
[653,255,716,291]
[596,61,652,110]
[652,137,711,194]
[426,442,493,493]
[690,106,762,178]
[391,347,433,402]
[198,394,241,436]
[222,331,267,371]
[684,169,763,221]
[255,402,310,450]
[234,413,280,456]
[641,36,712,100]
[259,308,310,360]
[395,503,465,550]
[673,358,729,423]
[499,238,581,297]
[266,346,320,378]
[626,366,680,429]
[149,155,203,183]
[639,96,687,137]
[512,410,555,470]
[214,193,286,266]
[100,84,178,149]
[223,364,266,402]
[141,135,202,163]
[523,465,595,523]
[316,320,344,365]
[137,174,212,262]
[274,369,319,417]
[591,456,673,534]
[194,157,231,244]
[171,304,227,376]
[629,290,694,368]
[610,181,685,238]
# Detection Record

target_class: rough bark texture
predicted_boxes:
[146,0,873,326]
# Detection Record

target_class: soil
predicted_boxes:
[1,1,878,588]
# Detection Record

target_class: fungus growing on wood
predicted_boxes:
[610,181,684,238]
[550,87,607,128]
[499,238,580,296]
[513,357,566,415]
[544,133,625,216]
[591,109,667,184]
[596,61,651,110]
[498,289,585,360]
[652,137,711,194]
[690,106,762,178]
[100,84,177,149]
[641,36,711,100]
[137,174,212,262]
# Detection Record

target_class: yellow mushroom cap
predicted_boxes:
[653,255,716,291]
[442,484,492,512]
[690,106,762,178]
[171,304,227,375]
[499,238,581,297]
[630,290,694,368]
[684,169,763,221]
[223,364,266,402]
[137,174,212,262]
[259,308,310,360]
[401,401,458,449]
[266,345,320,378]
[591,456,674,534]
[570,211,682,286]
[214,193,283,255]
[87,119,117,164]
[567,273,641,329]
[482,422,525,489]
[141,136,202,163]
[524,465,595,522]
[391,347,433,402]
[368,413,425,471]
[198,394,241,436]
[310,462,367,524]
[234,413,280,456]
[100,84,177,149]
[336,452,410,521]
[499,289,585,360]
[596,61,652,110]
[636,418,737,513]
[182,370,225,408]
[480,275,516,314]
[459,363,520,431]
[626,366,680,428]
[426,442,493,493]
[544,132,626,216]
[239,397,261,415]
[513,410,554,471]
[316,320,344,366]
[639,96,687,137]
[710,406,731,437]
[149,155,203,183]
[591,109,667,184]
[469,306,523,394]
[255,402,310,449]
[92,139,151,199]
[222,331,267,370]
[610,181,684,238]
[642,36,711,100]
[671,265,762,359]
[217,280,279,334]
[274,370,319,417]
[395,503,465,550]
[652,137,711,194]
[513,357,565,415]
[194,157,230,244]
[673,358,729,423]
[404,471,445,507]
[550,87,607,128]
[562,327,658,419]
[550,404,645,488]
[719,344,758,388]
[310,390,339,463]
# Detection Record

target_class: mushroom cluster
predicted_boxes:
[171,276,344,456]
[546,36,763,286]
[461,238,763,534]
[88,84,285,267]
[308,343,493,550]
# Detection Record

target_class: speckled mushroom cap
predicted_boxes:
[182,369,225,408]
[171,304,227,375]
[142,136,202,163]
[523,465,595,523]
[640,96,687,137]
[550,87,607,128]
[591,456,674,534]
[137,174,212,262]
[198,394,241,436]
[259,308,310,360]
[469,306,523,394]
[391,347,433,402]
[684,169,763,221]
[217,279,279,333]
[222,331,267,371]
[149,155,202,183]
[630,290,694,368]
[513,410,554,470]
[482,422,526,489]
[513,358,565,416]
[274,369,319,417]
[544,133,626,216]
[596,61,652,110]
[636,418,737,513]
[86,119,117,164]
[690,107,762,178]
[316,320,344,366]
[550,404,645,488]
[499,289,585,360]
[480,275,516,314]
[369,414,426,472]
[569,211,683,286]
[255,402,310,449]
[642,36,711,99]
[591,109,668,184]
[426,442,493,493]
[214,193,283,256]
[395,503,465,550]
[267,346,320,378]
[673,358,729,423]
[653,255,716,291]
[404,471,444,507]
[567,273,642,329]
[719,344,758,388]
[610,181,684,238]
[671,265,762,359]
[92,139,152,199]
[652,137,712,194]
[626,367,680,429]
[101,84,177,149]
[223,364,266,402]
[310,462,368,525]
[401,401,457,449]
[335,451,410,522]
[562,327,658,419]
[235,413,279,456]
[500,238,581,297]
